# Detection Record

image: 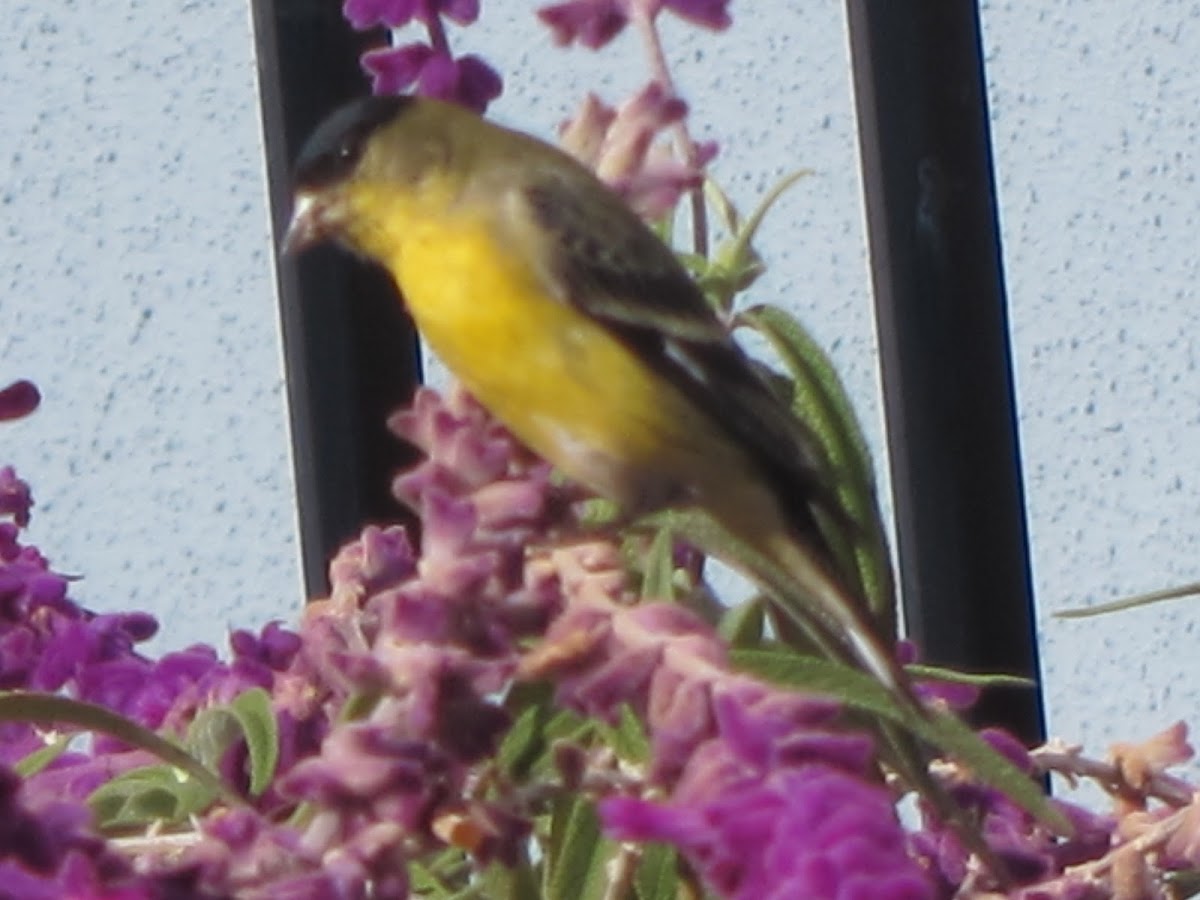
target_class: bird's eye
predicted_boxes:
[298,128,368,189]
[293,95,410,190]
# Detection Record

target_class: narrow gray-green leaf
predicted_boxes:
[738,304,895,623]
[545,796,615,900]
[642,508,844,661]
[598,704,650,764]
[407,861,457,898]
[634,844,679,900]
[641,525,678,601]
[13,734,72,778]
[460,859,537,900]
[474,860,541,900]
[905,665,1037,690]
[717,170,812,280]
[0,691,238,805]
[732,649,1070,834]
[740,304,874,494]
[1057,580,1200,618]
[717,597,766,648]
[498,693,552,777]
[703,177,742,235]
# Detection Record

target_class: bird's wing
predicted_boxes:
[519,176,836,524]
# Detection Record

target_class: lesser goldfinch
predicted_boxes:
[283,95,904,695]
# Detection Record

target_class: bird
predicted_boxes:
[282,94,908,701]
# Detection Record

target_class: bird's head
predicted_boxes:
[283,95,472,261]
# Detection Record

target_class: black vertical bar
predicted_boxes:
[844,2,1044,741]
[252,0,422,597]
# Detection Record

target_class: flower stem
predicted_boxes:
[425,11,451,55]
[632,8,709,258]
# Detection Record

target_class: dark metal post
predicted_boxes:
[252,0,422,597]
[844,1,1044,740]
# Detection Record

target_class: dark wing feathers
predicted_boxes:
[524,182,725,343]
[523,178,839,535]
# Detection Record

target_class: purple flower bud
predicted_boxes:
[417,53,503,113]
[327,525,417,603]
[362,44,502,112]
[362,41,435,95]
[344,0,479,30]
[558,83,718,219]
[537,0,730,49]
[0,467,34,527]
[663,0,731,31]
[230,621,303,671]
[538,0,628,49]
[0,381,39,422]
[603,761,933,900]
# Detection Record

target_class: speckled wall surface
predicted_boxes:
[982,2,1200,755]
[1,3,1197,758]
[1,2,295,653]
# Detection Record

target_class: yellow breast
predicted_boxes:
[372,206,744,509]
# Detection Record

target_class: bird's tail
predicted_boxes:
[753,526,914,698]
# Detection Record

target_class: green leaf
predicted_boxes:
[737,304,895,625]
[514,706,596,782]
[640,525,678,601]
[90,764,215,829]
[1163,868,1200,898]
[732,649,1071,835]
[499,683,555,777]
[475,859,541,900]
[1057,580,1200,618]
[703,178,742,235]
[228,688,279,796]
[904,664,1037,690]
[642,508,845,662]
[717,597,766,648]
[725,170,812,256]
[597,704,650,764]
[187,707,241,772]
[634,844,678,900]
[703,171,813,309]
[544,796,616,900]
[408,861,457,898]
[0,691,238,806]
[13,734,73,778]
[184,688,278,798]
[408,847,472,896]
[578,496,622,526]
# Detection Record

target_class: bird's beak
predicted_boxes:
[281,192,322,256]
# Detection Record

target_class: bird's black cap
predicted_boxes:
[293,95,416,190]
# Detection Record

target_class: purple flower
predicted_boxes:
[911,739,1116,893]
[0,764,152,897]
[513,527,935,898]
[344,0,503,112]
[0,380,39,422]
[538,0,627,48]
[241,386,571,876]
[538,0,731,49]
[559,84,718,219]
[343,0,480,30]
[604,760,932,899]
[0,467,33,528]
[362,43,502,112]
[230,620,303,672]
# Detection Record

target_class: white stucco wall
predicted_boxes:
[1,2,294,654]
[982,1,1200,758]
[1,1,1197,765]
